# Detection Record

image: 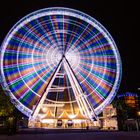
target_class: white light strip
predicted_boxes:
[31,60,63,119]
[63,58,98,120]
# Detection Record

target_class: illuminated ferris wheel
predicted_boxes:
[0,7,121,120]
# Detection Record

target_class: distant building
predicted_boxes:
[117,92,139,109]
[117,92,140,131]
[100,104,118,130]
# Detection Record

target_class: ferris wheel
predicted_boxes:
[0,7,121,119]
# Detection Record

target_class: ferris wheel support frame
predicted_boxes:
[30,55,98,121]
[63,57,98,121]
[31,58,63,119]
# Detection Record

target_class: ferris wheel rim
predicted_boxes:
[0,7,122,117]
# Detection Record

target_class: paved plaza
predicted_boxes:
[0,130,140,140]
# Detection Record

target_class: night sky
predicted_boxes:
[0,0,139,94]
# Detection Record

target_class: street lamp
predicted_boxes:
[136,111,140,131]
[137,88,140,110]
[136,89,140,131]
[137,111,140,117]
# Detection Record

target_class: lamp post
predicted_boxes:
[138,88,140,112]
[137,88,140,131]
[136,111,140,131]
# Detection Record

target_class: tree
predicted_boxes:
[112,98,129,130]
[112,97,139,131]
[0,86,15,117]
[0,85,22,134]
